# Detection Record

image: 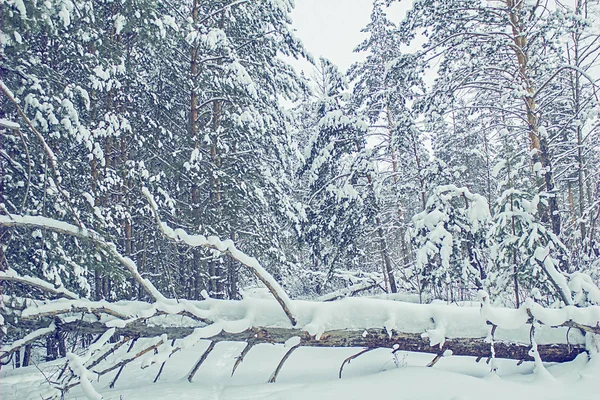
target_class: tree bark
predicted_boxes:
[39,321,587,363]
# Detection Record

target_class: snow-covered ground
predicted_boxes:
[2,340,598,399]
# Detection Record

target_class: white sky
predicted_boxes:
[290,0,412,73]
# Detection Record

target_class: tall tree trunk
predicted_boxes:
[376,221,398,293]
[207,9,227,299]
[189,0,204,300]
[0,111,8,272]
[570,1,587,247]
[209,97,225,298]
[22,344,31,367]
[506,0,561,237]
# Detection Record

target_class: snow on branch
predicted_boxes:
[569,272,600,306]
[0,323,56,361]
[0,214,168,303]
[534,247,573,306]
[317,278,384,302]
[0,268,79,299]
[66,328,116,400]
[0,80,83,227]
[0,118,19,130]
[18,297,213,325]
[142,187,297,326]
[479,291,600,336]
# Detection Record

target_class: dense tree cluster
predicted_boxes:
[1,0,599,370]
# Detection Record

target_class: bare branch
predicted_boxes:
[187,341,216,382]
[268,343,301,383]
[339,347,374,379]
[108,338,137,389]
[231,342,254,376]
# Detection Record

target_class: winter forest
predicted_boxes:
[0,0,599,398]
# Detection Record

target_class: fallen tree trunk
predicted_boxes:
[14,319,586,363]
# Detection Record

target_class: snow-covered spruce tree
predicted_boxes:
[0,0,308,366]
[348,0,432,294]
[1,1,84,299]
[1,0,306,304]
[3,1,111,300]
[295,58,381,295]
[80,0,182,302]
[411,185,491,302]
[0,0,170,363]
[488,129,571,307]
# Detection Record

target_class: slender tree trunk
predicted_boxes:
[22,344,31,367]
[483,130,492,206]
[361,156,397,293]
[189,0,204,300]
[508,159,520,308]
[569,3,587,247]
[0,120,7,272]
[208,9,227,298]
[409,131,427,210]
[209,98,225,298]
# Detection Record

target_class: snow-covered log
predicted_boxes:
[2,319,587,363]
[4,296,598,365]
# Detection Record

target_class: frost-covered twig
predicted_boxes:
[142,187,297,325]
